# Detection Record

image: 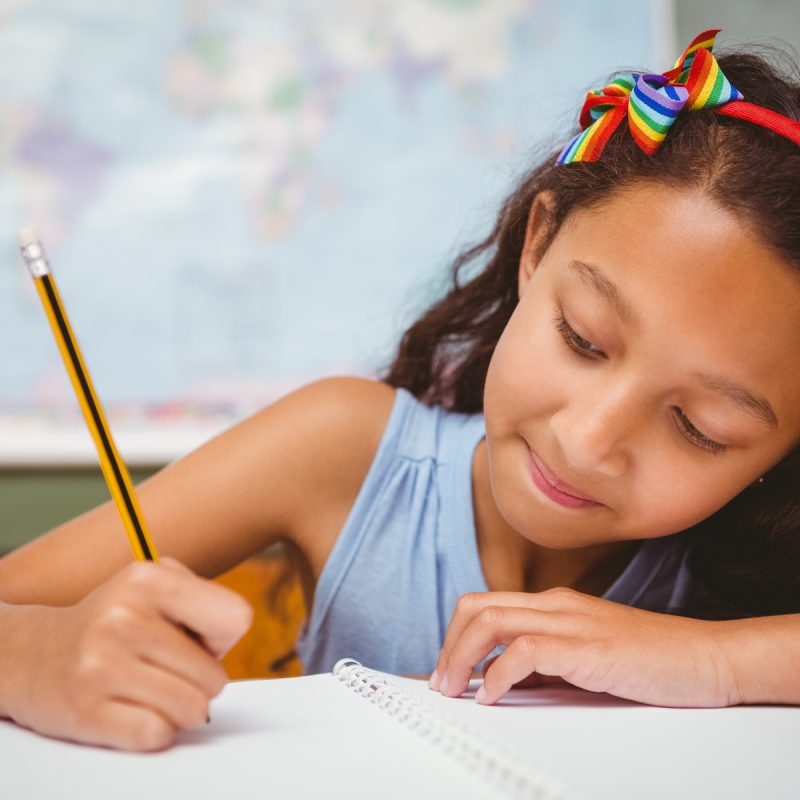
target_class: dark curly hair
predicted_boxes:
[381,43,800,619]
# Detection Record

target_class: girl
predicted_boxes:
[1,30,800,751]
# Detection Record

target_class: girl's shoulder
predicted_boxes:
[287,375,398,489]
[261,376,398,573]
[278,376,398,476]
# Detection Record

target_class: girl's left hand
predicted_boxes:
[429,588,742,707]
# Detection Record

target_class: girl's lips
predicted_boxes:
[525,446,600,509]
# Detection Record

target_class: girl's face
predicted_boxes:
[484,182,800,549]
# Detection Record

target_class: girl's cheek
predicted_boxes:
[487,329,573,433]
[629,458,737,540]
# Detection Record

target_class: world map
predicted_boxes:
[0,0,657,423]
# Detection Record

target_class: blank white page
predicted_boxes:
[1,674,501,800]
[4,670,800,799]
[394,674,800,800]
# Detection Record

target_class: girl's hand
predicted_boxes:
[429,588,742,707]
[1,557,253,751]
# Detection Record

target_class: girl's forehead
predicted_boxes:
[558,183,800,311]
[546,183,800,423]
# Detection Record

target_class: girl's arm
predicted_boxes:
[0,376,396,748]
[721,613,800,705]
[0,376,395,606]
[430,589,800,707]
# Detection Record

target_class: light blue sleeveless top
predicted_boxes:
[296,387,710,675]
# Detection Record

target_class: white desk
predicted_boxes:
[3,673,800,800]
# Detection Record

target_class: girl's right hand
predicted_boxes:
[1,557,253,751]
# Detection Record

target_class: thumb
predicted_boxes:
[151,557,254,659]
[156,555,194,574]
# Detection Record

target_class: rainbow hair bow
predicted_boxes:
[557,29,746,164]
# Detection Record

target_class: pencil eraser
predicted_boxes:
[17,227,41,249]
[18,227,50,277]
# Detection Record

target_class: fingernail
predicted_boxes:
[440,675,449,695]
[475,686,488,705]
[429,668,440,690]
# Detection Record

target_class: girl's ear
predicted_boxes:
[518,191,557,299]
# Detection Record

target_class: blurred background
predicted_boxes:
[1,0,797,676]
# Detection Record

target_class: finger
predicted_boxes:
[133,562,254,659]
[156,555,194,574]
[158,558,224,655]
[481,655,499,676]
[440,606,573,698]
[477,635,579,705]
[64,698,177,752]
[431,593,534,689]
[112,659,214,732]
[129,614,229,700]
[431,589,587,690]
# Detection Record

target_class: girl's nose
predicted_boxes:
[549,387,636,478]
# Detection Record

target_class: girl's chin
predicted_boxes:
[500,503,609,551]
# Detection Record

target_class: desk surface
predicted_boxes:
[3,673,800,800]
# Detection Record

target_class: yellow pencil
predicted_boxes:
[19,230,211,721]
[18,228,160,563]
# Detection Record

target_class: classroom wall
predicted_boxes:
[2,2,798,556]
[0,0,663,552]
[0,1,661,424]
[0,467,156,554]
[675,0,800,48]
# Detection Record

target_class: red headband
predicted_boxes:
[557,29,800,164]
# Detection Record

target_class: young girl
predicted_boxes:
[1,29,799,752]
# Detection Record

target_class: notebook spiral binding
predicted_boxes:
[333,659,569,800]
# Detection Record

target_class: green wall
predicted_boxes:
[0,468,158,554]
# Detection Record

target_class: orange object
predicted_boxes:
[215,552,306,679]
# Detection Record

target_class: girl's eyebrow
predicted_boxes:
[692,373,779,430]
[565,259,780,430]
[567,259,637,326]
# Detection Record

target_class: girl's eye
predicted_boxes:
[553,312,605,360]
[553,311,728,457]
[672,408,727,456]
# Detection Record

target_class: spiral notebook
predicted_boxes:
[3,658,800,800]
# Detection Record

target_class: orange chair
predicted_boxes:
[215,551,306,679]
